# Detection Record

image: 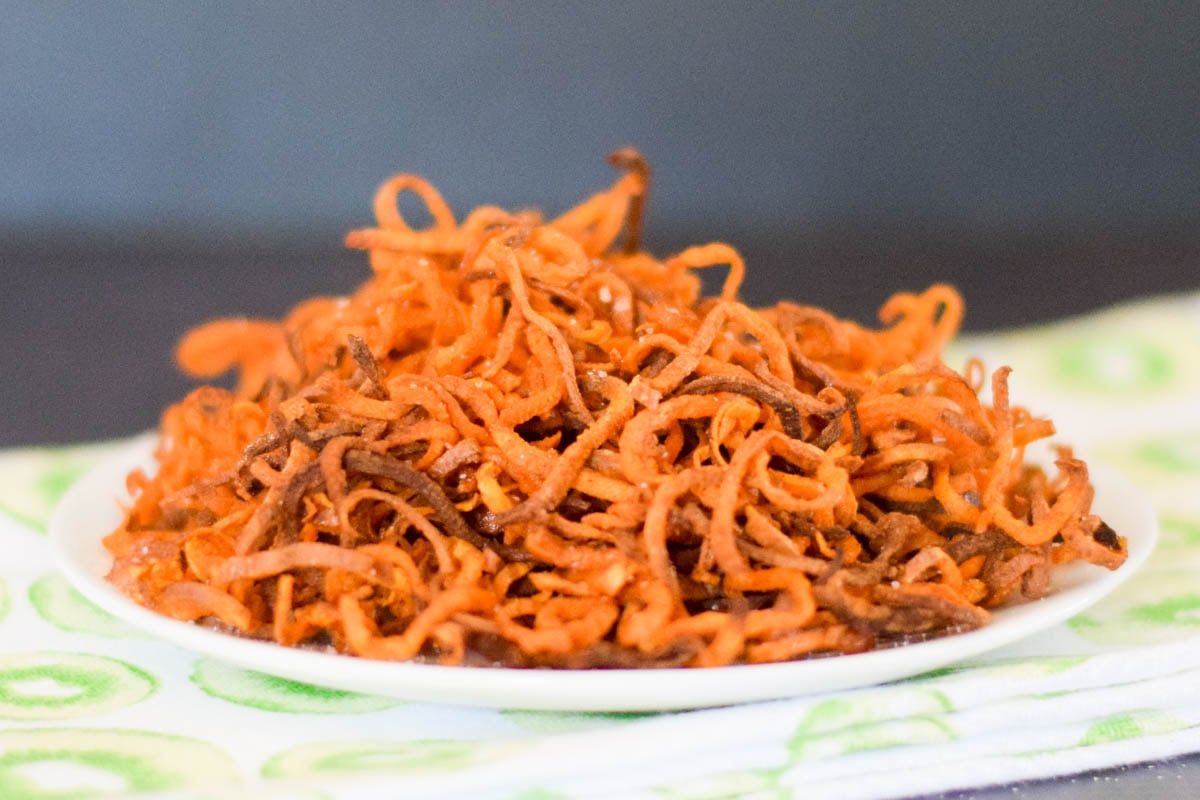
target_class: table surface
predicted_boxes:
[2,230,1198,798]
[940,755,1200,800]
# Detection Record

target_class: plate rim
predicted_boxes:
[48,434,1158,712]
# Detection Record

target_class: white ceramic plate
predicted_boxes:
[49,434,1157,712]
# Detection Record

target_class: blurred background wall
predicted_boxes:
[2,2,1198,444]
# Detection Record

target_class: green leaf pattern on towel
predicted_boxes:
[789,715,957,761]
[169,789,330,800]
[792,689,952,737]
[1096,434,1200,498]
[190,658,402,714]
[28,574,141,639]
[1049,336,1175,394]
[654,769,788,800]
[0,653,157,721]
[914,655,1089,683]
[1132,434,1200,475]
[0,446,105,533]
[1156,514,1200,553]
[1080,710,1189,747]
[0,728,237,799]
[261,739,526,780]
[1070,567,1200,646]
[501,709,655,734]
[956,301,1200,401]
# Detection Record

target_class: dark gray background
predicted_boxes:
[3,1,1199,449]
[2,4,1199,795]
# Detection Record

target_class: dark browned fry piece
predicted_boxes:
[872,583,990,630]
[1093,520,1121,551]
[857,512,921,570]
[347,335,388,400]
[527,278,595,326]
[812,415,843,450]
[547,638,701,669]
[427,439,483,482]
[783,334,840,389]
[638,348,675,380]
[1060,515,1127,570]
[310,420,371,447]
[462,269,498,282]
[239,413,288,465]
[814,571,891,630]
[813,544,848,585]
[677,374,806,440]
[738,541,829,575]
[607,147,650,254]
[343,449,529,562]
[285,420,321,452]
[752,361,842,420]
[939,409,990,446]
[981,550,1046,605]
[944,528,1018,563]
[846,393,864,456]
[1021,546,1053,599]
[278,461,324,543]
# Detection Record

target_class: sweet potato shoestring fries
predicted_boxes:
[105,151,1127,668]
